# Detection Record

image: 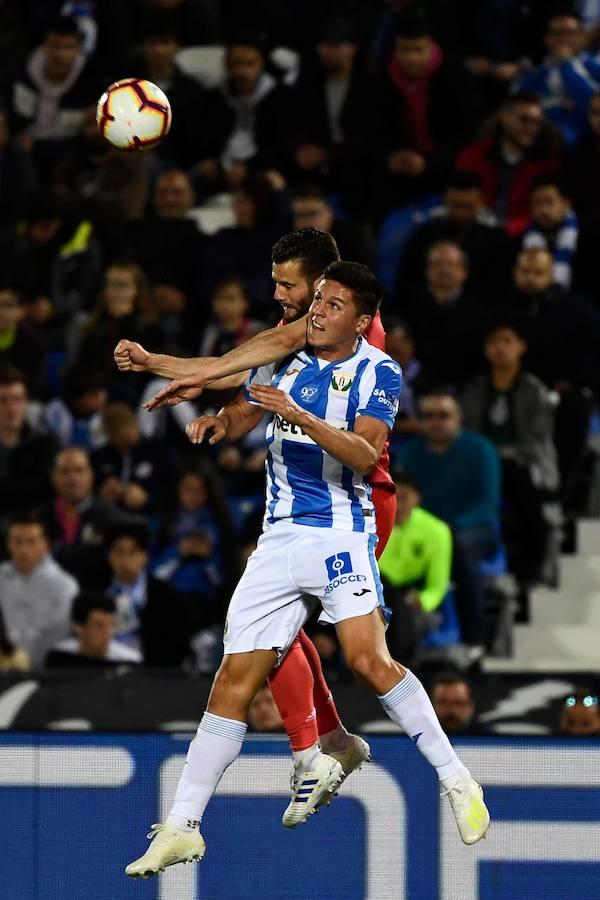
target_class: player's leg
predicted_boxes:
[267,635,320,765]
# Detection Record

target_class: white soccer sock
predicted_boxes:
[292,740,321,773]
[378,671,469,782]
[167,712,247,827]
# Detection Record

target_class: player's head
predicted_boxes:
[271,227,340,322]
[72,591,117,659]
[430,671,475,734]
[560,690,600,736]
[307,260,382,350]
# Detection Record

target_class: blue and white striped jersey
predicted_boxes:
[243,337,402,532]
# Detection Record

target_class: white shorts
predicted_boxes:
[223,522,388,658]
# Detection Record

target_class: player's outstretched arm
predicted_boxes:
[114,339,215,379]
[144,315,309,410]
[248,385,387,475]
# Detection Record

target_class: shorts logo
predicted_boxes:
[301,386,318,401]
[325,552,353,581]
[331,372,354,393]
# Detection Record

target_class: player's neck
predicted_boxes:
[314,337,360,362]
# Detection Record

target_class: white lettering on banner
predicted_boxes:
[159,751,406,900]
[0,747,134,786]
[440,745,600,900]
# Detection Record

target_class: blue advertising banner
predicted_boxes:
[0,733,599,900]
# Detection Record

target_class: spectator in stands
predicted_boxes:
[53,106,149,229]
[134,0,221,48]
[0,366,59,523]
[0,604,30,671]
[385,318,423,443]
[521,178,579,289]
[559,690,600,735]
[566,90,600,223]
[0,189,102,330]
[379,471,453,663]
[0,514,78,669]
[514,11,599,146]
[8,16,100,179]
[395,390,501,656]
[293,17,373,215]
[202,174,287,313]
[123,169,204,335]
[373,12,477,215]
[247,683,284,733]
[291,184,374,266]
[70,261,164,403]
[192,33,293,194]
[106,521,191,665]
[41,446,131,586]
[42,366,107,450]
[398,170,513,303]
[198,278,264,358]
[46,590,142,667]
[92,402,178,514]
[457,91,562,236]
[0,108,37,228]
[400,240,488,389]
[430,671,485,735]
[461,323,559,592]
[0,287,46,396]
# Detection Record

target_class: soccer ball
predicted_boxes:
[96,79,172,151]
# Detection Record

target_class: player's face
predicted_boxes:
[272,260,310,321]
[394,36,432,79]
[77,610,114,657]
[307,279,370,350]
[0,380,27,431]
[485,329,526,369]
[52,449,94,503]
[514,251,553,294]
[8,525,48,575]
[531,186,569,231]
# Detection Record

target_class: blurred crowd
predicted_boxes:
[0,1,599,699]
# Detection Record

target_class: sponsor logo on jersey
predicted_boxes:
[373,388,399,412]
[331,372,354,393]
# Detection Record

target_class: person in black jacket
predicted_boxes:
[191,33,294,196]
[372,12,479,219]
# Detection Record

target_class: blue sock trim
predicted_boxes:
[199,712,247,743]
[378,670,421,708]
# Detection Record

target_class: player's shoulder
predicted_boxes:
[358,340,402,378]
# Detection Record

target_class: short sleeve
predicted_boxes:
[243,362,277,404]
[356,359,403,430]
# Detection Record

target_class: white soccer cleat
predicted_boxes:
[318,734,371,808]
[282,753,344,828]
[442,776,490,845]
[125,823,206,878]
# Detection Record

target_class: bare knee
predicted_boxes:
[208,661,253,716]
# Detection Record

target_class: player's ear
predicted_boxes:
[355,314,372,336]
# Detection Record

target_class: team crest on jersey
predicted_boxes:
[331,372,354,393]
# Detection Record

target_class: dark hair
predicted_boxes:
[271,228,340,287]
[106,521,151,552]
[45,15,81,41]
[0,365,27,389]
[427,240,469,268]
[446,170,483,192]
[8,512,47,536]
[321,260,382,317]
[531,174,571,200]
[430,670,472,694]
[391,469,421,493]
[546,7,581,30]
[0,605,14,657]
[419,387,458,408]
[293,183,329,204]
[63,366,105,399]
[394,10,431,40]
[484,319,527,342]
[72,591,116,625]
[385,317,415,341]
[226,31,268,57]
[505,90,543,109]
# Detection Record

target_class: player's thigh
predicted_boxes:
[292,528,389,625]
[335,608,392,666]
[224,527,316,658]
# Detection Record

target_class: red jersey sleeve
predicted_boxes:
[364,310,386,353]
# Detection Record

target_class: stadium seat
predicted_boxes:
[422,591,461,648]
[176,46,226,88]
[479,543,516,657]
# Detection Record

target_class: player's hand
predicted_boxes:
[247,385,304,424]
[114,339,150,372]
[144,373,207,410]
[185,415,228,445]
